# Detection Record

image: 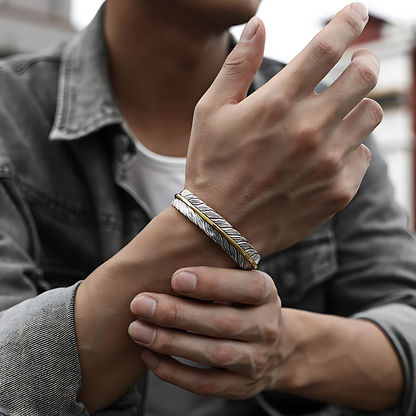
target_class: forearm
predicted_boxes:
[75,206,235,413]
[76,4,384,409]
[276,308,404,411]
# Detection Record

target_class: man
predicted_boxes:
[0,0,415,415]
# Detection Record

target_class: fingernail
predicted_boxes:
[131,296,157,319]
[172,272,197,293]
[351,3,368,21]
[129,321,156,345]
[142,349,160,370]
[240,17,260,42]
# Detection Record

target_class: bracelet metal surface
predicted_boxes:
[171,189,261,270]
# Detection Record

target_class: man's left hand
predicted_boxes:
[128,266,289,399]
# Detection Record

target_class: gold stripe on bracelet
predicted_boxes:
[175,193,258,269]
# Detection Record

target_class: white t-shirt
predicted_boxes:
[126,139,186,217]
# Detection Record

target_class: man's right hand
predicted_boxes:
[186,2,382,255]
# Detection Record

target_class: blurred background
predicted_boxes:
[0,0,415,228]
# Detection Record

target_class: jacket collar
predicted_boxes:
[49,7,268,141]
[50,6,122,141]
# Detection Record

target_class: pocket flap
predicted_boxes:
[259,223,338,305]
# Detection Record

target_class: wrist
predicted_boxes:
[75,206,236,412]
[79,206,236,334]
[269,309,403,411]
[270,308,314,392]
[116,206,236,292]
[271,308,356,393]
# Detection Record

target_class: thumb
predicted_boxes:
[201,17,265,109]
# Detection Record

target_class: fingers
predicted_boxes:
[327,98,382,162]
[140,351,243,398]
[301,97,377,211]
[318,49,380,127]
[326,144,371,211]
[264,3,369,97]
[198,16,265,109]
[171,267,277,305]
[130,320,250,370]
[337,98,383,144]
[128,267,283,398]
[130,293,266,340]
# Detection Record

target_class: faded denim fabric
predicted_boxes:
[0,7,416,416]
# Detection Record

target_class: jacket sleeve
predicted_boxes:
[328,136,416,416]
[0,171,87,416]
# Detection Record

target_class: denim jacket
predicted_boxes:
[0,8,416,416]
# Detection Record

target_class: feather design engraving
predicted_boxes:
[171,189,261,270]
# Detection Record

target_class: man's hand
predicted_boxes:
[76,3,386,412]
[129,266,286,399]
[186,3,382,255]
[129,266,403,411]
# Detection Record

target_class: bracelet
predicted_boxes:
[171,189,261,270]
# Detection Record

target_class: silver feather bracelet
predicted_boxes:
[171,189,261,270]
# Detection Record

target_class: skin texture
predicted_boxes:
[73,1,401,414]
[105,0,260,157]
[130,267,402,410]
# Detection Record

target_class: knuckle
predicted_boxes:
[352,61,378,92]
[253,352,269,374]
[157,331,177,354]
[362,144,372,166]
[211,342,236,367]
[152,362,170,382]
[276,291,282,308]
[311,37,341,66]
[245,271,270,304]
[222,47,251,75]
[356,144,372,168]
[293,122,322,153]
[330,182,355,209]
[337,192,354,209]
[164,300,182,327]
[217,310,244,337]
[271,284,280,301]
[343,14,362,38]
[194,377,219,396]
[364,99,383,126]
[264,322,279,344]
[268,90,293,114]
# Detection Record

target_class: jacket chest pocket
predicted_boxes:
[258,222,338,310]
